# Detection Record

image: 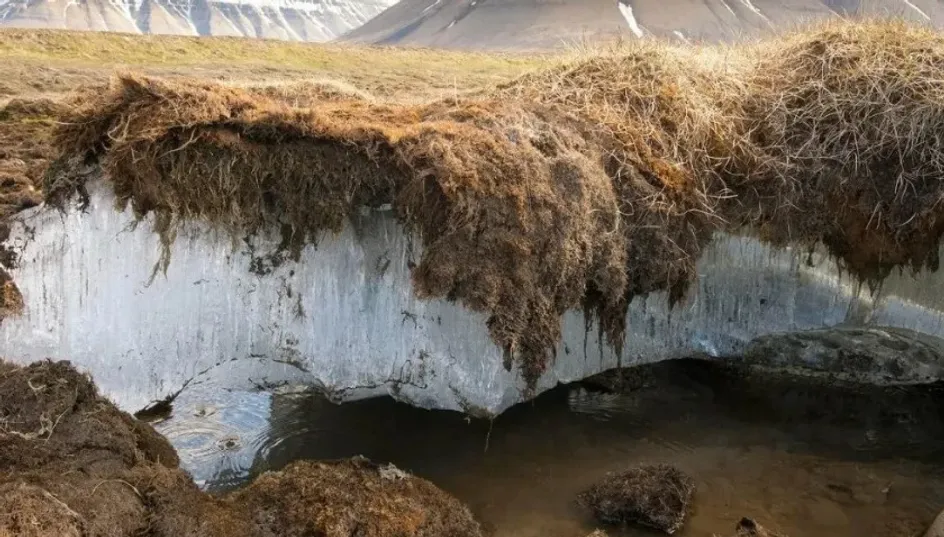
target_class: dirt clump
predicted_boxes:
[45,20,944,389]
[577,464,695,534]
[227,457,483,537]
[0,359,484,537]
[0,360,180,537]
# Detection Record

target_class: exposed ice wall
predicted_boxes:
[3,177,944,415]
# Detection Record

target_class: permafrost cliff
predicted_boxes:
[0,0,396,40]
[2,178,944,415]
[6,21,944,417]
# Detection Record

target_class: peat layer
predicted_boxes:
[0,359,482,537]
[43,20,944,388]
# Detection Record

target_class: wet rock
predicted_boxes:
[742,327,944,385]
[577,464,696,534]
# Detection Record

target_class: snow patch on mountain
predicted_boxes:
[0,0,398,41]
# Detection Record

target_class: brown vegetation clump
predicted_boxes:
[45,20,944,388]
[0,360,180,536]
[0,359,484,537]
[577,464,695,534]
[733,518,787,537]
[227,457,482,537]
[0,97,61,219]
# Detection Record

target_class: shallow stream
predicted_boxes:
[150,360,944,537]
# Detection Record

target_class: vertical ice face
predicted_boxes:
[0,0,399,41]
[3,177,944,416]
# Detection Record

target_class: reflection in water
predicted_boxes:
[152,384,273,490]
[154,360,944,536]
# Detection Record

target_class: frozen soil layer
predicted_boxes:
[0,359,482,537]
[43,19,944,391]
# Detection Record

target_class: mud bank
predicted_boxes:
[0,359,481,537]
[8,20,944,413]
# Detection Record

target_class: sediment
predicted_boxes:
[0,359,482,537]
[39,20,944,389]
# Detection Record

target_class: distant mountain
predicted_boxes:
[343,0,944,49]
[0,0,397,41]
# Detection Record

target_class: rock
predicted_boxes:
[577,464,696,534]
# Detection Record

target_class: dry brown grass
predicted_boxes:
[0,28,545,101]
[44,19,944,388]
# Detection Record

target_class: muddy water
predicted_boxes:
[152,360,944,537]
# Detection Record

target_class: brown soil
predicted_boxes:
[0,360,483,537]
[577,464,696,534]
[39,20,944,390]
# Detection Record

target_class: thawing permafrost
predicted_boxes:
[4,178,944,415]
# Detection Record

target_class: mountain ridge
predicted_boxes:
[343,0,944,49]
[0,0,397,41]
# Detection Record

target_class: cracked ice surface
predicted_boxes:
[3,177,944,415]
